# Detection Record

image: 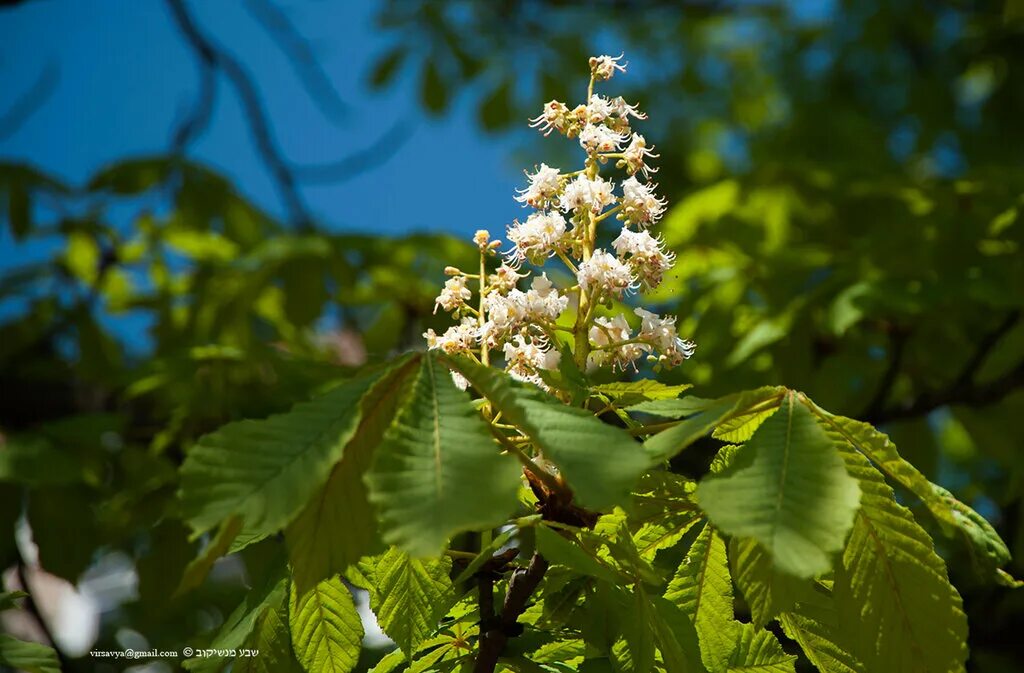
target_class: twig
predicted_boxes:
[861,325,909,421]
[0,63,58,142]
[165,0,312,227]
[472,553,549,673]
[245,0,350,124]
[867,311,1024,425]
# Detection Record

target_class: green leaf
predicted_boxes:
[236,594,302,673]
[288,356,421,593]
[369,649,407,673]
[0,634,60,673]
[358,547,455,656]
[726,623,796,673]
[829,435,968,672]
[627,397,714,419]
[176,515,243,595]
[421,61,448,114]
[664,524,737,672]
[180,364,389,537]
[592,380,693,407]
[777,587,862,673]
[453,527,517,583]
[728,538,808,628]
[442,356,648,510]
[810,410,1016,584]
[646,593,704,673]
[290,577,364,673]
[185,574,288,671]
[696,393,861,578]
[628,472,703,559]
[370,46,408,89]
[366,353,520,557]
[644,388,785,464]
[535,525,621,583]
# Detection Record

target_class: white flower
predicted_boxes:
[588,313,645,371]
[434,275,472,313]
[589,54,627,81]
[506,211,567,262]
[473,229,491,248]
[488,263,525,294]
[586,95,614,123]
[559,175,616,214]
[635,308,696,367]
[503,335,561,386]
[612,227,675,289]
[610,96,647,121]
[620,176,667,226]
[529,100,570,136]
[620,134,659,178]
[451,371,470,391]
[423,318,478,355]
[514,164,562,209]
[577,249,635,297]
[523,273,569,322]
[579,124,628,154]
[482,291,527,341]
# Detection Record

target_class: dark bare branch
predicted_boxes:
[0,63,57,142]
[245,0,350,123]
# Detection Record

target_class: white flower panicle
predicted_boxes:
[423,318,478,355]
[577,249,636,297]
[515,164,562,209]
[506,211,568,262]
[559,175,616,214]
[529,100,570,136]
[428,53,695,388]
[589,54,627,81]
[635,308,697,366]
[620,134,659,178]
[489,263,525,294]
[503,335,561,387]
[612,227,675,290]
[588,314,645,371]
[579,124,629,154]
[434,275,472,314]
[620,176,667,226]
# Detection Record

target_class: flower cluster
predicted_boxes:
[426,54,695,387]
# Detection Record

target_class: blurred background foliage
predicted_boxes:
[1,0,1023,671]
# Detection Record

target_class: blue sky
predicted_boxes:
[0,0,526,256]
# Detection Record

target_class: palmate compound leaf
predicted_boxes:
[810,407,1018,586]
[664,524,738,672]
[287,355,422,593]
[366,352,521,557]
[827,429,968,673]
[441,355,648,510]
[666,525,796,673]
[290,577,364,673]
[628,471,703,560]
[642,387,785,465]
[695,392,861,578]
[355,546,456,657]
[236,591,302,673]
[179,361,393,538]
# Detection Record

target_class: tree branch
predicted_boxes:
[245,0,350,123]
[165,0,312,227]
[0,63,57,142]
[866,310,1023,425]
[473,553,549,673]
[861,325,909,422]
